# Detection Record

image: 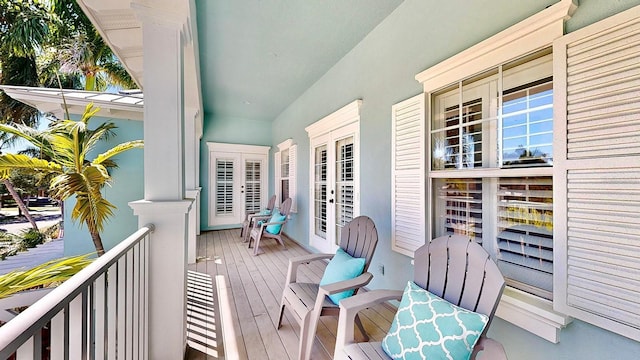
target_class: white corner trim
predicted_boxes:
[415,0,577,92]
[495,287,572,343]
[305,100,362,138]
[277,138,294,151]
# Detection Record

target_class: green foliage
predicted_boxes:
[0,103,143,255]
[0,254,93,299]
[19,228,46,248]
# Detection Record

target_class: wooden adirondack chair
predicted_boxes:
[278,216,379,360]
[248,197,292,255]
[334,234,507,360]
[240,194,277,242]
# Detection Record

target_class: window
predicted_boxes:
[407,0,579,343]
[275,139,297,212]
[215,159,234,215]
[430,49,554,300]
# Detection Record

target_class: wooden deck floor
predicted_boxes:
[187,229,396,360]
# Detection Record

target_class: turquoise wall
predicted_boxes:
[264,0,640,358]
[63,116,143,256]
[199,115,272,231]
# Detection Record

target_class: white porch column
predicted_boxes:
[130,3,193,359]
[185,107,202,264]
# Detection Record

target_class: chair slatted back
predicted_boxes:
[413,235,505,330]
[339,216,378,273]
[279,197,292,218]
[267,194,277,211]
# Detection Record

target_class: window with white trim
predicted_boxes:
[275,139,297,212]
[430,49,555,301]
[410,0,640,343]
[412,0,578,341]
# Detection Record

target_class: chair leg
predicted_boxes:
[277,303,285,329]
[298,312,314,360]
[354,314,369,342]
[242,223,249,242]
[253,233,262,255]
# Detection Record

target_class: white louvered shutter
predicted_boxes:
[274,151,281,205]
[289,144,297,212]
[391,94,426,256]
[553,5,640,341]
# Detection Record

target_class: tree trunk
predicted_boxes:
[89,228,105,256]
[2,179,38,231]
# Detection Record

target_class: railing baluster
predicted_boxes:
[0,225,154,360]
[126,250,134,359]
[117,255,126,359]
[142,234,149,360]
[93,274,106,359]
[50,311,65,360]
[107,263,117,360]
[68,294,83,358]
[132,243,140,358]
[15,336,33,359]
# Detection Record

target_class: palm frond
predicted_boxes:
[93,140,144,165]
[0,154,63,177]
[0,254,93,299]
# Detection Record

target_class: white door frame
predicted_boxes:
[305,100,361,253]
[207,142,270,227]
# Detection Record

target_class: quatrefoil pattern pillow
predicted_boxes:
[381,281,489,360]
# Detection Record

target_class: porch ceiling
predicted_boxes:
[76,0,404,122]
[196,0,404,121]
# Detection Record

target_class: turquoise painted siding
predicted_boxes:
[262,0,640,358]
[63,117,143,256]
[199,114,272,231]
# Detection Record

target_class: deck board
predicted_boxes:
[188,229,394,360]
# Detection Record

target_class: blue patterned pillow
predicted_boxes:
[381,281,488,360]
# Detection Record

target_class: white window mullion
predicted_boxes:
[554,5,640,342]
[391,94,425,256]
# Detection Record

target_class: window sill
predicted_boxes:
[495,287,572,343]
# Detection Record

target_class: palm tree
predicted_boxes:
[0,103,143,256]
[45,0,137,91]
[0,0,52,231]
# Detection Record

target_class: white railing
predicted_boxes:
[0,225,154,359]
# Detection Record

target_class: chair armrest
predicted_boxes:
[284,253,334,284]
[340,289,403,316]
[472,336,507,360]
[319,272,374,296]
[248,213,270,221]
[334,289,403,358]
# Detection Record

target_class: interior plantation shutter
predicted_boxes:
[553,5,640,341]
[274,151,281,205]
[497,177,554,298]
[289,144,298,213]
[391,94,426,256]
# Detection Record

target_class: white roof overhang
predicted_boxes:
[0,85,144,121]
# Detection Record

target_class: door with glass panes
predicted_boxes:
[309,123,359,253]
[207,143,269,227]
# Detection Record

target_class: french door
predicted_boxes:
[309,123,359,253]
[207,143,269,227]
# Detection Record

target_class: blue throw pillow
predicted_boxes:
[381,281,488,360]
[265,211,287,234]
[319,248,366,305]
